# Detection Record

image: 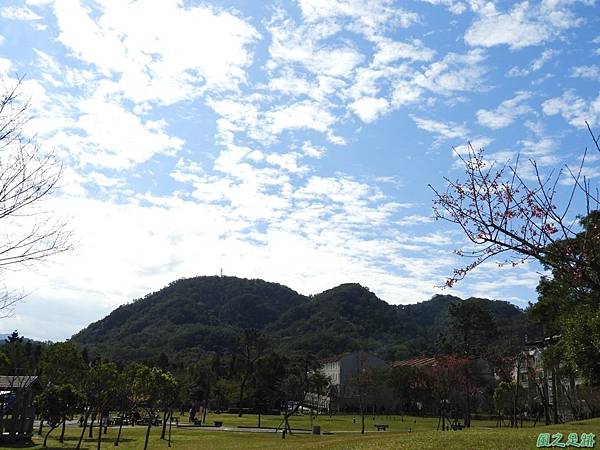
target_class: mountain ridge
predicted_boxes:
[71,276,527,364]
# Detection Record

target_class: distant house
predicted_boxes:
[0,375,40,442]
[316,351,389,412]
[517,335,588,422]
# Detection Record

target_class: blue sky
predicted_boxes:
[0,0,599,341]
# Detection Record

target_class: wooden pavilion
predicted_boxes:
[0,375,39,442]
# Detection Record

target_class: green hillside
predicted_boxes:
[71,276,529,364]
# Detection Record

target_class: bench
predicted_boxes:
[374,424,389,431]
[450,423,464,430]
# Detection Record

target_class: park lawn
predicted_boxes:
[181,412,499,432]
[1,417,598,450]
[192,412,451,432]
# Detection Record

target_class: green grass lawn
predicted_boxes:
[1,415,598,450]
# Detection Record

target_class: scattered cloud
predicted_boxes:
[395,214,434,226]
[54,98,184,169]
[419,0,467,14]
[1,5,42,20]
[465,2,581,49]
[297,0,420,39]
[266,101,337,137]
[413,49,488,96]
[373,38,435,66]
[51,0,259,104]
[411,115,469,141]
[0,0,596,340]
[452,137,494,156]
[350,97,390,123]
[507,49,556,77]
[476,91,532,129]
[543,90,600,128]
[268,15,363,78]
[570,65,599,79]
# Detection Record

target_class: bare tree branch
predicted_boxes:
[430,127,600,290]
[0,77,72,316]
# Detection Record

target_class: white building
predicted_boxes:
[318,351,389,411]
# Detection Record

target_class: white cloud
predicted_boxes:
[266,101,337,137]
[86,171,125,188]
[411,115,469,140]
[373,38,435,66]
[452,137,493,156]
[266,152,308,173]
[0,57,11,74]
[507,49,556,77]
[391,81,423,106]
[531,49,556,71]
[51,0,259,104]
[519,137,559,166]
[542,90,600,128]
[267,69,312,97]
[268,16,363,78]
[54,98,184,169]
[297,0,419,39]
[465,2,580,49]
[414,49,487,95]
[208,98,260,144]
[420,0,467,14]
[302,142,325,159]
[294,175,381,204]
[350,97,389,123]
[570,65,599,79]
[346,66,395,100]
[395,214,434,226]
[476,91,532,129]
[1,6,42,20]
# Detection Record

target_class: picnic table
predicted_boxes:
[136,416,160,426]
[374,424,389,431]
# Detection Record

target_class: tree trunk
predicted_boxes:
[279,403,301,439]
[281,415,292,439]
[168,413,173,448]
[542,374,551,425]
[238,377,247,417]
[569,374,579,420]
[43,424,58,448]
[76,411,91,450]
[143,418,152,450]
[360,395,365,435]
[38,418,43,436]
[59,418,66,442]
[551,367,559,424]
[160,410,168,439]
[114,417,124,446]
[202,386,210,424]
[97,413,103,450]
[464,384,471,427]
[89,411,95,438]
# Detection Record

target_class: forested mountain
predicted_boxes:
[71,276,530,364]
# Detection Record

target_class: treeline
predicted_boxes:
[0,330,331,446]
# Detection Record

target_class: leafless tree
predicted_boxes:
[429,123,600,290]
[0,77,72,316]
